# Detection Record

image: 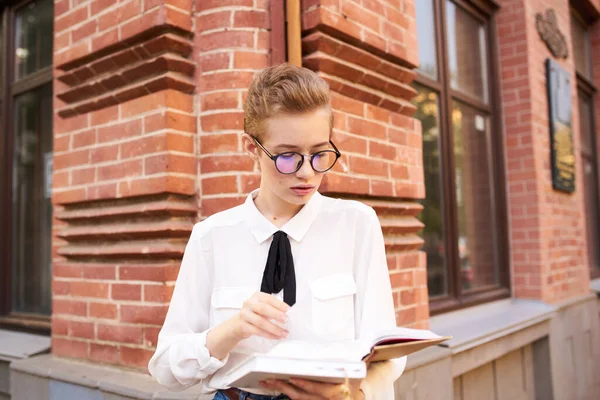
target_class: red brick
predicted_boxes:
[233,51,269,69]
[90,144,119,163]
[349,155,389,177]
[143,327,161,347]
[120,347,154,368]
[52,338,88,359]
[200,155,253,174]
[144,111,196,133]
[201,196,246,216]
[97,159,143,181]
[68,320,95,339]
[72,20,98,43]
[71,282,110,298]
[119,264,180,282]
[198,52,231,72]
[121,136,166,159]
[197,10,231,32]
[53,299,88,317]
[233,10,269,29]
[369,141,397,160]
[199,71,255,91]
[90,343,119,364]
[145,153,197,175]
[198,30,254,52]
[83,265,116,280]
[120,304,168,325]
[54,264,83,278]
[396,307,417,326]
[144,284,175,302]
[89,302,118,319]
[196,0,253,12]
[200,134,239,153]
[72,167,96,185]
[347,116,387,139]
[111,283,142,301]
[53,279,71,295]
[55,7,89,33]
[202,175,238,195]
[200,91,239,111]
[97,324,143,344]
[54,149,90,171]
[201,112,244,132]
[72,129,97,149]
[97,120,142,143]
[52,317,69,336]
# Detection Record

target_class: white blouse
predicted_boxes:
[148,190,406,398]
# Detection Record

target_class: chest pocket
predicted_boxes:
[309,274,357,340]
[210,287,255,327]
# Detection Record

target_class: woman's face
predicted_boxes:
[245,107,333,207]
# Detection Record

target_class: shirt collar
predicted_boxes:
[244,189,323,243]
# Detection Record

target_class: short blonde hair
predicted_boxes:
[244,63,333,139]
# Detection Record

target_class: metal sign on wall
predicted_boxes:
[546,58,575,193]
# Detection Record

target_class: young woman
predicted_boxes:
[148,64,406,399]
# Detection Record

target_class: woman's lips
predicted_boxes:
[290,186,315,196]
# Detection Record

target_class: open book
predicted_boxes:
[223,327,451,389]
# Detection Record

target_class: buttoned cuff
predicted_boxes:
[195,330,229,375]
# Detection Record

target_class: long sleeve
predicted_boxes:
[148,224,227,392]
[355,208,407,399]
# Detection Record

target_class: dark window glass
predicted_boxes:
[446,1,489,103]
[571,14,592,81]
[578,92,600,279]
[12,84,53,315]
[14,0,53,80]
[452,101,497,290]
[413,0,505,310]
[413,85,446,297]
[415,0,438,80]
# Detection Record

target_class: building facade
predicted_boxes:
[0,0,599,399]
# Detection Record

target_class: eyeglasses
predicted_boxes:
[251,136,342,175]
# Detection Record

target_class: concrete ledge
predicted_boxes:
[429,298,555,354]
[10,355,211,400]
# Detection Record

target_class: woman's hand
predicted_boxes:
[206,292,289,360]
[260,378,365,399]
[233,292,290,340]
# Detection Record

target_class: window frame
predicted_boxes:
[414,0,510,314]
[571,8,600,280]
[0,0,53,333]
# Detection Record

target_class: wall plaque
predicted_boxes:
[546,58,575,193]
[536,9,569,59]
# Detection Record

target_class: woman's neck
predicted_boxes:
[253,188,303,228]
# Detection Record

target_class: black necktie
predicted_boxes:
[260,231,296,306]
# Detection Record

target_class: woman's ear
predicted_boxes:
[241,133,259,161]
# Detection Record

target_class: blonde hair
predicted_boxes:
[244,63,333,139]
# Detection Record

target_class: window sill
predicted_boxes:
[0,329,50,363]
[10,354,211,399]
[429,298,555,354]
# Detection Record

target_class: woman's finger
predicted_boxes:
[289,379,350,399]
[240,307,288,338]
[260,380,322,400]
[255,292,291,312]
[246,297,288,322]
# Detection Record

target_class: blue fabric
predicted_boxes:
[213,389,290,400]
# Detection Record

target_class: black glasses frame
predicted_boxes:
[251,136,342,174]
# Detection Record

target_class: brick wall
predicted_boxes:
[52,0,197,368]
[497,0,591,302]
[49,0,426,370]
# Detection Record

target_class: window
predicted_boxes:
[572,11,600,280]
[0,0,54,330]
[413,0,508,312]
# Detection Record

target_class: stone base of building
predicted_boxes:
[5,294,600,400]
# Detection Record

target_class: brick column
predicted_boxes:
[51,0,197,368]
[497,0,591,303]
[300,0,428,328]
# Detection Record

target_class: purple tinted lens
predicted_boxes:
[276,153,302,173]
[312,151,334,171]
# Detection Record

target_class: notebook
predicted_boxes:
[223,327,451,389]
